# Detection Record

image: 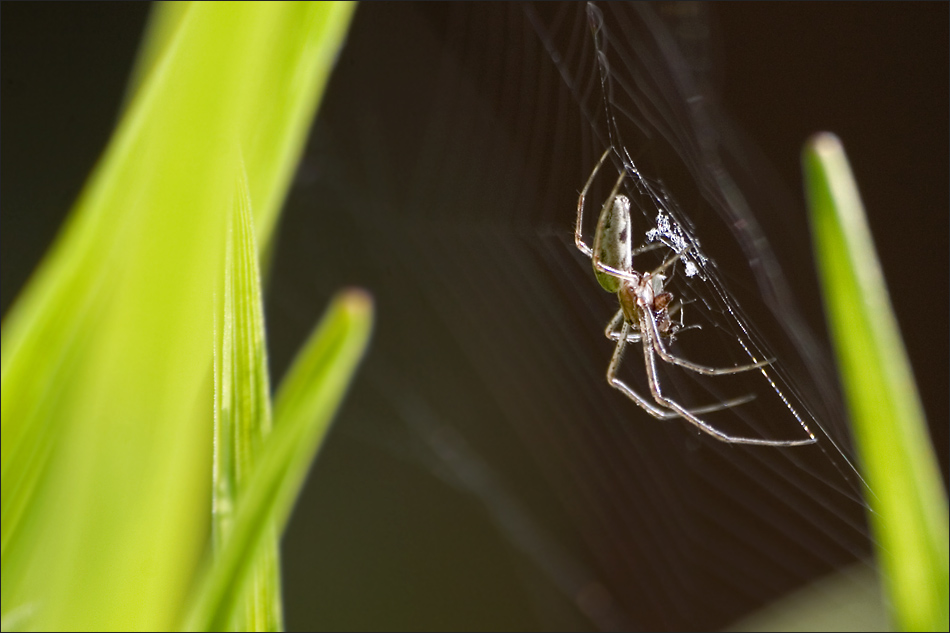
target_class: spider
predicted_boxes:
[574,149,816,447]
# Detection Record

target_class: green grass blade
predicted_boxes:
[130,2,357,250]
[804,132,949,632]
[189,290,373,632]
[1,2,356,629]
[214,169,282,631]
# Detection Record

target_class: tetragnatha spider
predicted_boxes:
[575,149,815,447]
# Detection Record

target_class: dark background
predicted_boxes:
[3,3,947,631]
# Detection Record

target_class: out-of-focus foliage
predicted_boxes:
[805,133,949,632]
[1,3,364,630]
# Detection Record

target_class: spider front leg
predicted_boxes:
[644,308,774,376]
[575,148,612,258]
[636,308,816,446]
[641,249,773,376]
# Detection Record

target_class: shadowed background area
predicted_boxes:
[3,3,947,630]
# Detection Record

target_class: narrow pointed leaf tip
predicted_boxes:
[189,288,372,631]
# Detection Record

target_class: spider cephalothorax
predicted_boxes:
[617,271,676,338]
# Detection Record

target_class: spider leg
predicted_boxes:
[638,311,816,446]
[607,322,688,420]
[653,244,691,276]
[644,248,767,373]
[632,241,667,258]
[575,148,612,257]
[666,301,701,341]
[668,300,700,330]
[591,257,640,284]
[605,308,641,342]
[606,321,755,419]
[645,307,773,376]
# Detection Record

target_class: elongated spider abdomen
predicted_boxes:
[592,194,632,294]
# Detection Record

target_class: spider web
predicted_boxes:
[263,3,931,630]
[572,3,875,472]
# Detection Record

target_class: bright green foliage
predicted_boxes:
[1,2,361,630]
[213,169,283,631]
[190,290,372,632]
[805,133,949,632]
[205,168,372,633]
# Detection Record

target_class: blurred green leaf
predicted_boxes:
[1,2,356,629]
[189,289,373,632]
[131,2,357,250]
[804,132,949,632]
